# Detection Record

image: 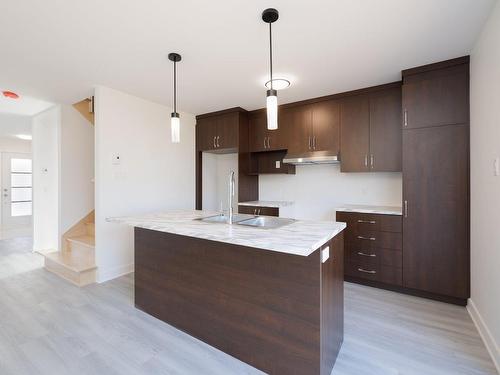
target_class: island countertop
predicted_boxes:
[107,210,345,257]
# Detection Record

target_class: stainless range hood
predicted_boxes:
[282,150,340,165]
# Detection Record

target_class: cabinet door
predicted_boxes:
[282,105,312,155]
[216,113,238,150]
[311,100,340,154]
[402,64,469,129]
[249,112,268,152]
[403,124,469,299]
[340,94,370,172]
[196,117,217,151]
[369,87,402,172]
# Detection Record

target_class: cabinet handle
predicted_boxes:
[258,208,261,215]
[308,136,311,150]
[404,200,408,218]
[313,136,316,150]
[216,136,220,148]
[254,209,257,215]
[263,137,267,149]
[364,155,368,167]
[357,235,376,241]
[358,268,377,274]
[404,110,408,127]
[357,220,376,224]
[370,154,374,168]
[357,252,376,257]
[267,138,270,149]
[213,136,216,148]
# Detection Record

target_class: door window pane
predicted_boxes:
[11,202,32,216]
[11,158,32,173]
[11,173,32,187]
[11,187,32,202]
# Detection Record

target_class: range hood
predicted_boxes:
[282,150,340,165]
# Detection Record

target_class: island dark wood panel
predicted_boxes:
[134,227,344,375]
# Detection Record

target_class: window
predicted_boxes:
[10,158,32,217]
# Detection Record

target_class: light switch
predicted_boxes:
[494,157,500,176]
[275,160,280,169]
[112,154,121,165]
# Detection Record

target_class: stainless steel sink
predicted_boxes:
[237,216,295,229]
[196,214,251,224]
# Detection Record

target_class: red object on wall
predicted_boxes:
[2,91,20,99]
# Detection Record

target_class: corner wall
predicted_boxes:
[94,86,195,282]
[32,106,60,251]
[469,0,500,370]
[59,104,95,238]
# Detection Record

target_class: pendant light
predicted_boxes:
[168,52,182,143]
[262,8,279,130]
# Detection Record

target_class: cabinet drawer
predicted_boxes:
[336,212,402,235]
[346,261,402,286]
[347,245,402,268]
[350,231,402,251]
[238,205,279,217]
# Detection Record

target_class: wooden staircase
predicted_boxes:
[73,97,94,125]
[39,212,96,286]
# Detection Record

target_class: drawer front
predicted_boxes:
[351,231,402,251]
[336,212,402,235]
[238,205,279,217]
[346,262,379,281]
[346,261,402,286]
[347,245,402,268]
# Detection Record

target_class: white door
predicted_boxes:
[1,153,33,228]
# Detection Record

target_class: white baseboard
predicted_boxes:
[467,298,500,373]
[97,263,133,283]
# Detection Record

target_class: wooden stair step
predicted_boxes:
[38,248,96,287]
[85,222,95,236]
[68,235,95,249]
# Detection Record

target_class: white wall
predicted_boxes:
[59,105,94,237]
[0,113,32,138]
[95,86,195,282]
[32,106,59,251]
[202,152,238,212]
[259,165,402,220]
[469,1,500,370]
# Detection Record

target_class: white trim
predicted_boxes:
[97,263,133,283]
[467,298,500,373]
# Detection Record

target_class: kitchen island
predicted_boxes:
[109,210,346,375]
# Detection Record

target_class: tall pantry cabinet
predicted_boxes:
[401,57,470,304]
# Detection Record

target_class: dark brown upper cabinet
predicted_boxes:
[369,87,402,172]
[402,60,469,129]
[196,112,238,151]
[281,105,312,155]
[340,84,402,172]
[311,100,340,154]
[340,94,370,172]
[280,100,340,156]
[249,111,286,152]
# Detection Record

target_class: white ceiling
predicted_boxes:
[0,0,496,115]
[0,93,54,116]
[0,113,32,137]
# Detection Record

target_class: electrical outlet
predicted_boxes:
[275,160,281,169]
[494,157,499,176]
[112,154,121,165]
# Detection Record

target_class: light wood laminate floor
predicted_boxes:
[0,238,497,375]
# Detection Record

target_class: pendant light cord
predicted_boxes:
[173,60,177,113]
[269,22,273,90]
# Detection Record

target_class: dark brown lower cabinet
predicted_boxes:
[238,205,279,217]
[336,212,402,286]
[135,227,344,375]
[402,124,469,301]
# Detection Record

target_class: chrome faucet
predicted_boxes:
[227,170,235,224]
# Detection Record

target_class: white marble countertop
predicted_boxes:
[107,210,345,257]
[335,204,402,216]
[238,200,294,208]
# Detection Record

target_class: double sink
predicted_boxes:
[197,213,295,229]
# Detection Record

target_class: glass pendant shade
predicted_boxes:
[171,112,180,143]
[266,89,278,130]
